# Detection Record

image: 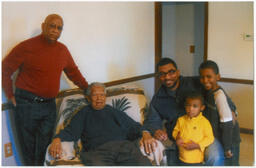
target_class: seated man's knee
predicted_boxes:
[204,139,224,166]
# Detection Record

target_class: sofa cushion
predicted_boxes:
[55,94,88,135]
[106,86,147,124]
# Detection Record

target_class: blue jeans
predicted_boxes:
[204,138,225,166]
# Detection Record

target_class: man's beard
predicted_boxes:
[165,79,178,90]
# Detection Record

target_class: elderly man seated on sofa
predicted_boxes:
[48,82,152,166]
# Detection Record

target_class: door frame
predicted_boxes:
[154,2,208,92]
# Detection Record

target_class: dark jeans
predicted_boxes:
[166,144,179,166]
[80,140,152,166]
[14,88,56,166]
[224,143,240,166]
[179,160,203,166]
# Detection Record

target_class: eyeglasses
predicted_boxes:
[157,69,177,78]
[48,24,63,31]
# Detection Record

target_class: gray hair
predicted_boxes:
[86,82,106,95]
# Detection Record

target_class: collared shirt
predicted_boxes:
[172,112,214,164]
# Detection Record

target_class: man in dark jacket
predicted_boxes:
[49,82,151,166]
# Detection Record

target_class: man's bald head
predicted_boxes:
[44,14,64,25]
[41,14,64,43]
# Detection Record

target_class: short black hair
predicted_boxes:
[185,91,204,105]
[199,60,219,74]
[156,57,177,71]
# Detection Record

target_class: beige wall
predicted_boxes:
[2,2,155,84]
[208,2,253,80]
[208,2,254,129]
[220,82,254,129]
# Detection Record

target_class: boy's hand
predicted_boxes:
[184,140,200,150]
[176,133,185,147]
[225,150,233,158]
[176,138,185,147]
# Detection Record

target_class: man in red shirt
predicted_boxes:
[2,14,88,166]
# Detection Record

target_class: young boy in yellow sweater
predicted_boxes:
[172,91,214,166]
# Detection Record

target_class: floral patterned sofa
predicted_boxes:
[44,86,166,166]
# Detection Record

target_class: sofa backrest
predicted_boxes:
[55,86,148,135]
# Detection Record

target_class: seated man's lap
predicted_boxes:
[81,140,151,166]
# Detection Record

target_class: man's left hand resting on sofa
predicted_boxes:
[48,82,151,166]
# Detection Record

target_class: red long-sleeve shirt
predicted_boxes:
[2,35,88,99]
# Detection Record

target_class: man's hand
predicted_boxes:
[225,150,233,158]
[154,129,168,141]
[9,96,16,107]
[48,138,62,159]
[140,131,158,154]
[184,140,200,150]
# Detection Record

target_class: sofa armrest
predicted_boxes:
[45,158,83,166]
[44,141,82,166]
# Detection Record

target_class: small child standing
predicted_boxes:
[199,60,241,166]
[172,91,214,166]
